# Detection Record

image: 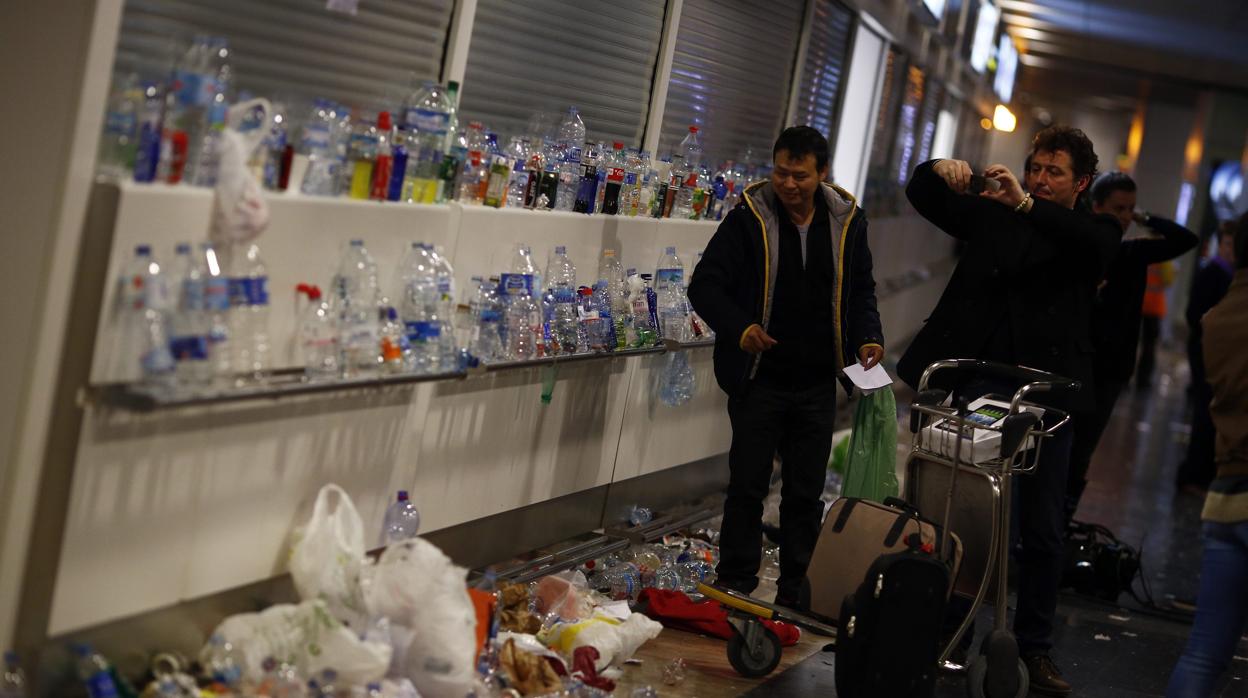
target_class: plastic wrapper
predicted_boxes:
[534,571,591,623]
[289,484,369,630]
[541,613,663,672]
[209,98,272,248]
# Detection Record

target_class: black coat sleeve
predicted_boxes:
[1025,198,1123,277]
[905,159,983,240]
[846,212,884,354]
[688,206,756,347]
[1135,216,1199,265]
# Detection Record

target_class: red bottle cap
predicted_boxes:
[377,111,392,131]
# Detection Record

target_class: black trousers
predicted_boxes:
[1136,316,1161,387]
[716,379,836,601]
[1065,375,1125,521]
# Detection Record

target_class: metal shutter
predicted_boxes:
[792,0,855,144]
[660,0,806,167]
[112,0,453,113]
[457,0,666,147]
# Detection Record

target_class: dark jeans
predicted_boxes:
[947,379,1074,656]
[1177,377,1217,489]
[1167,521,1248,697]
[1136,316,1161,387]
[717,379,836,602]
[1065,375,1125,521]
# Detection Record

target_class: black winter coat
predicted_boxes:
[896,160,1122,414]
[688,181,884,397]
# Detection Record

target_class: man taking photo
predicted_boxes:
[688,125,884,610]
[899,126,1122,695]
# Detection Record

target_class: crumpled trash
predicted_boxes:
[499,583,543,634]
[541,613,663,671]
[662,657,687,686]
[534,571,591,623]
[571,646,616,692]
[499,638,564,696]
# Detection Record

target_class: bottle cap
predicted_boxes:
[377,111,392,130]
[665,246,676,255]
[689,125,699,133]
[350,239,364,247]
[176,243,191,254]
[135,244,152,256]
[614,141,624,149]
[555,246,566,255]
[397,490,409,501]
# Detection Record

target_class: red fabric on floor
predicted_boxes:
[637,588,802,646]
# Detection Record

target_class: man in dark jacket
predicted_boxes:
[688,126,884,608]
[899,126,1121,696]
[1066,172,1198,516]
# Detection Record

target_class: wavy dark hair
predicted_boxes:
[1030,126,1099,182]
[1091,171,1136,205]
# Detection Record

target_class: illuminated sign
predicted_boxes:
[970,0,999,73]
[994,34,1018,103]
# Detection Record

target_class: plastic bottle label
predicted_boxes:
[141,347,175,376]
[85,670,121,698]
[404,320,441,343]
[229,277,269,306]
[203,278,230,312]
[104,110,137,137]
[480,309,502,323]
[172,70,202,109]
[405,108,449,137]
[170,335,209,361]
[552,287,577,304]
[655,269,684,287]
[499,273,534,297]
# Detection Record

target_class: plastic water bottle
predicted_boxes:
[655,247,685,292]
[193,243,231,384]
[383,490,421,543]
[332,240,380,378]
[132,83,164,183]
[659,351,695,406]
[604,563,642,601]
[0,652,27,698]
[574,144,601,214]
[258,658,304,698]
[504,137,530,208]
[506,286,541,360]
[555,147,582,211]
[555,106,586,160]
[577,287,607,352]
[600,142,627,215]
[670,158,695,219]
[387,124,410,202]
[627,273,659,347]
[397,243,440,373]
[119,245,176,388]
[98,73,142,179]
[545,246,579,355]
[437,80,463,202]
[658,283,690,342]
[169,243,212,387]
[368,111,393,200]
[470,277,505,362]
[678,125,703,171]
[300,99,340,196]
[592,282,619,351]
[159,36,217,183]
[597,249,627,349]
[189,39,231,187]
[430,246,458,369]
[455,121,489,204]
[226,243,270,383]
[299,285,338,381]
[402,81,451,204]
[200,634,245,688]
[71,644,120,698]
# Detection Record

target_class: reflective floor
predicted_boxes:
[618,350,1248,696]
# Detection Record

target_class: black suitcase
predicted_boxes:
[834,541,950,698]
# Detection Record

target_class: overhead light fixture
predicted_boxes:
[993,104,1017,132]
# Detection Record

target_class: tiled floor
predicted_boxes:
[619,350,1248,696]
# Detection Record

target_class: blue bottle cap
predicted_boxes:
[555,246,566,255]
[665,246,676,255]
[135,244,152,256]
[350,239,364,247]
[397,490,409,501]
[176,243,191,254]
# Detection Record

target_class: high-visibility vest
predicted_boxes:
[1141,261,1174,318]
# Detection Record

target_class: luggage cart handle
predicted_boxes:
[917,359,1080,396]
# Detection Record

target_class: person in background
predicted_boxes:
[688,126,884,610]
[1175,222,1237,494]
[1137,260,1177,390]
[900,126,1122,696]
[1065,172,1198,518]
[1166,212,1248,697]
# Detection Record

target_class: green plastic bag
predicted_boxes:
[840,389,900,503]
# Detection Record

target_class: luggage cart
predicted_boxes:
[905,359,1077,698]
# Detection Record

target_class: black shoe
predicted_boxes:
[1024,654,1072,696]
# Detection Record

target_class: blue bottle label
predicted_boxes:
[181,279,206,310]
[405,321,441,343]
[86,670,120,698]
[480,309,502,323]
[203,278,230,311]
[172,69,201,108]
[499,273,534,297]
[229,277,269,306]
[405,108,449,137]
[104,111,137,137]
[552,287,576,304]
[655,268,684,287]
[170,335,209,361]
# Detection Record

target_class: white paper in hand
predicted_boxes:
[842,362,894,394]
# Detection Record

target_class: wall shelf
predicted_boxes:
[84,340,716,412]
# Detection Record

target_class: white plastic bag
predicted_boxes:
[541,611,663,671]
[363,538,478,698]
[211,599,391,687]
[209,97,271,249]
[289,484,369,630]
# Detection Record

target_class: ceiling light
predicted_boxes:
[993,104,1017,132]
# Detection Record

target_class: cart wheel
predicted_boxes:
[965,656,1028,698]
[727,623,783,678]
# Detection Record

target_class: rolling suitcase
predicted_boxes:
[806,496,961,622]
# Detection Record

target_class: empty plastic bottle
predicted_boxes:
[578,287,608,352]
[592,281,618,351]
[457,122,489,204]
[398,243,441,373]
[119,245,176,389]
[555,147,582,212]
[226,243,270,382]
[330,240,380,378]
[201,634,244,688]
[382,490,421,544]
[601,142,627,215]
[655,246,685,292]
[403,81,451,204]
[98,73,142,179]
[659,351,695,406]
[506,287,541,360]
[386,123,410,202]
[132,83,165,183]
[369,111,394,200]
[437,80,463,202]
[555,106,586,161]
[346,117,380,200]
[504,137,531,208]
[545,246,579,355]
[71,644,120,698]
[430,246,458,368]
[626,273,659,347]
[300,99,340,196]
[603,563,642,601]
[658,283,690,342]
[197,243,231,384]
[574,144,601,214]
[299,285,338,381]
[160,36,219,184]
[470,277,505,362]
[258,657,304,698]
[188,39,231,187]
[597,249,627,349]
[678,125,703,171]
[0,652,27,698]
[169,243,212,387]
